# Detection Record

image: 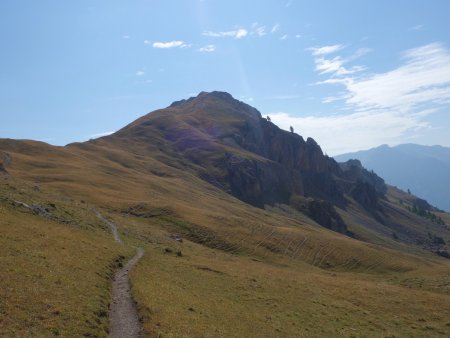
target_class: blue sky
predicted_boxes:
[1,0,450,155]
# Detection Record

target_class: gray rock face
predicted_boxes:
[114,91,392,235]
[226,154,302,208]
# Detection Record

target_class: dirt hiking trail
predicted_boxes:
[95,209,143,337]
[94,209,123,244]
[109,247,144,338]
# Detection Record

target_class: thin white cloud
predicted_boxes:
[251,22,267,36]
[151,40,190,48]
[271,24,280,33]
[348,48,372,61]
[309,44,344,56]
[410,24,424,31]
[135,70,145,76]
[280,34,288,40]
[341,43,450,112]
[203,28,248,39]
[282,42,450,155]
[314,56,366,75]
[122,35,130,39]
[204,23,280,40]
[235,29,249,39]
[310,45,367,75]
[321,94,349,103]
[197,44,216,52]
[295,34,301,39]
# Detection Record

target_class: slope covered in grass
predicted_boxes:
[1,92,450,336]
[0,178,133,337]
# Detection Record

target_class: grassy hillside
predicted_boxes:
[119,214,450,337]
[1,145,450,336]
[1,94,450,336]
[0,177,134,337]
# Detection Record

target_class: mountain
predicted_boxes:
[335,144,450,212]
[1,92,450,337]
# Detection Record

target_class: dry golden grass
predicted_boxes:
[100,213,450,337]
[127,221,450,337]
[1,136,450,337]
[0,179,133,337]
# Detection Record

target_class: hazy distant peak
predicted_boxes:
[335,143,450,211]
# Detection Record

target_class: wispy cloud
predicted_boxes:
[252,23,267,36]
[203,22,280,40]
[271,24,280,33]
[122,35,130,39]
[148,40,191,48]
[280,34,288,40]
[309,44,344,56]
[410,24,424,31]
[197,44,216,52]
[275,42,450,155]
[203,28,248,39]
[135,70,145,76]
[339,43,450,112]
[310,44,367,75]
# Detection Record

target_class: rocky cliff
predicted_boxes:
[109,91,387,234]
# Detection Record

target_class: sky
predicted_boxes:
[1,0,450,155]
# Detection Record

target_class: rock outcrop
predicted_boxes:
[111,91,389,235]
[290,195,348,234]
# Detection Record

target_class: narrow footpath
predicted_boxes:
[95,209,143,338]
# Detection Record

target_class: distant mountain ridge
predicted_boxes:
[335,144,450,212]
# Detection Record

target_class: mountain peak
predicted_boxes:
[169,91,234,108]
[168,91,261,120]
[198,90,234,100]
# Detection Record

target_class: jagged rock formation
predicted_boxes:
[290,195,348,234]
[107,91,390,235]
[339,159,387,211]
